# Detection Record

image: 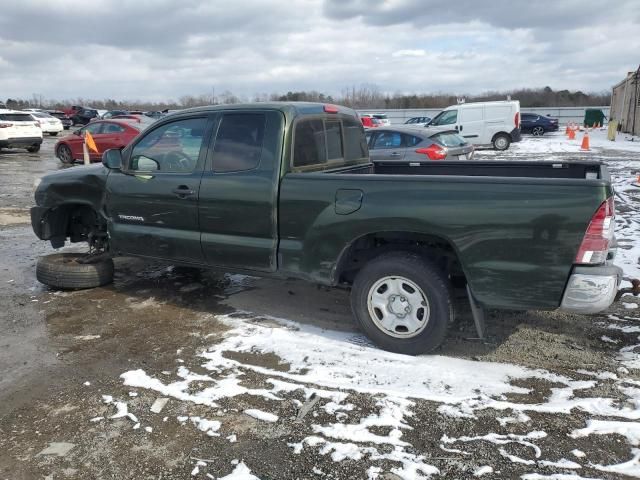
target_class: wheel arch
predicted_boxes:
[332,230,468,287]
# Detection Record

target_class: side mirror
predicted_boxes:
[102,148,123,170]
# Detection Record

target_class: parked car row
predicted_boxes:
[0,109,43,152]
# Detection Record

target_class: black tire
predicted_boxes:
[36,253,114,289]
[57,144,73,164]
[27,144,41,153]
[350,251,452,355]
[492,133,511,150]
[531,126,545,136]
[50,132,59,136]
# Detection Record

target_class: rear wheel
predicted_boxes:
[350,252,451,355]
[36,253,114,289]
[531,126,545,136]
[50,132,59,136]
[27,144,41,153]
[492,133,511,150]
[57,144,73,164]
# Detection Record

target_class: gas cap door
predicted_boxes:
[335,189,363,215]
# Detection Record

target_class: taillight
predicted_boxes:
[575,197,615,265]
[323,104,339,113]
[0,123,12,128]
[416,145,448,160]
[515,112,520,129]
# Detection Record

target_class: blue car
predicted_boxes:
[520,113,559,136]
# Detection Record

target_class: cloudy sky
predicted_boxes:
[1,0,638,102]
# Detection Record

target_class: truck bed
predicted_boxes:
[279,160,613,310]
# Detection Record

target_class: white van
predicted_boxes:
[425,101,521,150]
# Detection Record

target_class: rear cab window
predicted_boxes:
[0,113,36,122]
[292,116,368,172]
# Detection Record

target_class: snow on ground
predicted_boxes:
[116,311,640,478]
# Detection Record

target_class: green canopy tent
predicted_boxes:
[584,108,605,127]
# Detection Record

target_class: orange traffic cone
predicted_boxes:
[568,128,576,140]
[580,130,590,151]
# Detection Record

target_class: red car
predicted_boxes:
[55,120,144,164]
[361,116,382,128]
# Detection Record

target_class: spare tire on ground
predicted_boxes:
[36,253,114,289]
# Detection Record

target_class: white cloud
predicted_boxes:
[0,0,636,101]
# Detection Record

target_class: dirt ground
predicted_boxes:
[1,134,640,479]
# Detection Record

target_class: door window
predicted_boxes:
[102,123,126,134]
[343,118,368,161]
[432,110,457,126]
[129,117,206,173]
[80,123,104,135]
[371,132,403,149]
[402,134,422,147]
[212,113,266,172]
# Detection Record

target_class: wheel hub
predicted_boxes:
[387,294,411,318]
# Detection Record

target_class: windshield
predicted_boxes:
[431,132,467,147]
[372,114,387,120]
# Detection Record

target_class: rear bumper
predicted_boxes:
[0,137,43,148]
[559,264,622,314]
[510,128,522,143]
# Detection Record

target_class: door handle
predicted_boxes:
[390,152,401,156]
[172,186,195,198]
[459,125,463,131]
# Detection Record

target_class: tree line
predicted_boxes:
[3,85,610,111]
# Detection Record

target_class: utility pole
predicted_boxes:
[212,86,215,105]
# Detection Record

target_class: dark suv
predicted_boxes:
[70,108,99,126]
[520,113,559,136]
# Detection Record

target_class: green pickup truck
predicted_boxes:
[31,102,621,354]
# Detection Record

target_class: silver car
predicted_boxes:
[365,126,474,162]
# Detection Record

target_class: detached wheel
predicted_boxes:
[350,252,451,355]
[36,253,114,289]
[56,144,73,164]
[492,133,511,150]
[27,144,41,153]
[531,126,545,136]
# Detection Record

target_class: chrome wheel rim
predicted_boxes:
[532,127,544,136]
[367,276,430,338]
[495,137,508,149]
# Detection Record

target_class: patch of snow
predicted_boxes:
[190,416,222,435]
[442,431,546,458]
[601,335,620,344]
[538,459,581,469]
[592,448,640,478]
[217,461,261,480]
[244,409,278,423]
[571,449,586,458]
[474,465,493,476]
[570,419,640,445]
[499,448,535,465]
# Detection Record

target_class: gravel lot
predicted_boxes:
[1,132,640,479]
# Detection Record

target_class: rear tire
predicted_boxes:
[531,126,544,136]
[36,253,114,289]
[50,132,59,136]
[350,251,452,355]
[492,133,511,150]
[27,144,41,153]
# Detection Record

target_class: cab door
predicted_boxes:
[198,110,284,272]
[106,115,213,264]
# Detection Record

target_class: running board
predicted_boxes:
[466,284,486,340]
